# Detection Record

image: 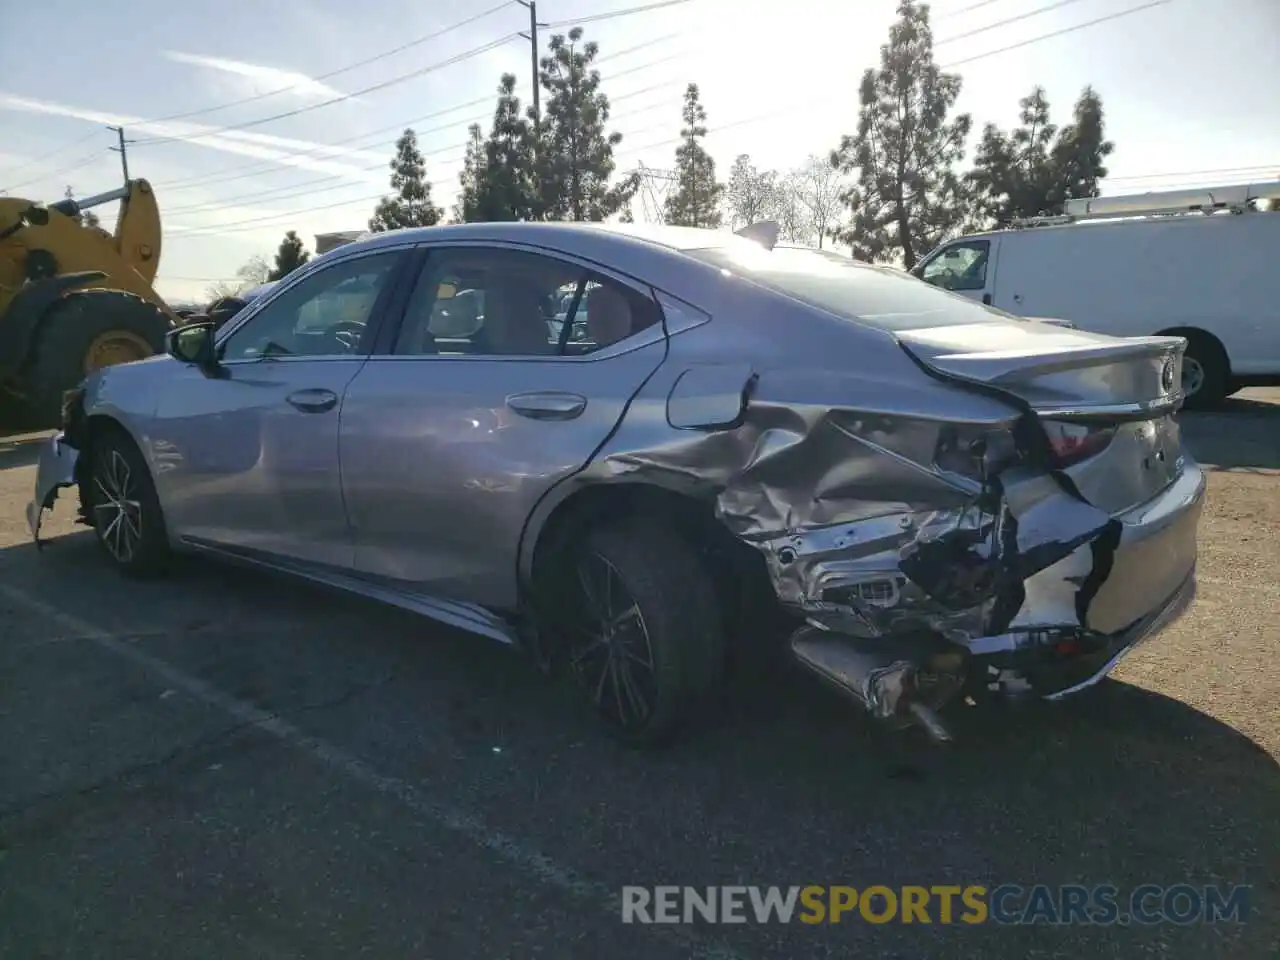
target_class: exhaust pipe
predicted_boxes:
[789,627,962,742]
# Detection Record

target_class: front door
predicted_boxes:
[915,238,995,306]
[339,244,669,610]
[150,249,407,568]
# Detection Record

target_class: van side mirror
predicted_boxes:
[167,321,221,374]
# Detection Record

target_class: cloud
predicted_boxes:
[163,51,356,102]
[0,93,387,183]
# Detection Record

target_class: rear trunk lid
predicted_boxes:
[894,320,1187,515]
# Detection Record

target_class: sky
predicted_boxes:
[2,0,1278,304]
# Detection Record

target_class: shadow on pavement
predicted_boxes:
[1180,400,1280,472]
[0,434,47,472]
[2,529,1276,957]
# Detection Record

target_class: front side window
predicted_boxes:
[219,251,401,362]
[918,240,990,292]
[391,247,660,357]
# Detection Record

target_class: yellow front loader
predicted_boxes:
[0,178,178,426]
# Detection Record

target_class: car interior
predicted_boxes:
[395,254,651,357]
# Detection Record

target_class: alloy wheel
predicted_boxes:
[92,448,143,564]
[566,552,659,732]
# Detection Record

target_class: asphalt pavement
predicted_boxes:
[1,390,1277,959]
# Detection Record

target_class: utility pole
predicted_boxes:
[106,125,133,182]
[515,0,544,127]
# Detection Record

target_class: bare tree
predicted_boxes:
[795,154,844,249]
[773,171,812,244]
[203,254,272,303]
[725,154,777,228]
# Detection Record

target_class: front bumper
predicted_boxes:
[26,431,80,546]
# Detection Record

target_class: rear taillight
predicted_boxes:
[1041,420,1116,467]
[933,423,1021,483]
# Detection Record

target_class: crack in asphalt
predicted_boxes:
[0,671,397,825]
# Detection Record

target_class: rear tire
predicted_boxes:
[23,291,170,427]
[1179,331,1229,410]
[554,521,727,747]
[81,425,171,579]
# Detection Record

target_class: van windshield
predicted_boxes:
[685,245,1027,331]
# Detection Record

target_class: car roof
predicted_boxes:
[335,221,758,260]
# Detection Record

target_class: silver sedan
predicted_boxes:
[27,221,1204,746]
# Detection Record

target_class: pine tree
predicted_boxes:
[967,87,1059,224]
[369,128,443,232]
[456,124,487,222]
[536,28,637,221]
[831,0,972,268]
[967,86,1114,225]
[267,230,310,281]
[663,84,723,228]
[484,74,540,221]
[1048,87,1114,208]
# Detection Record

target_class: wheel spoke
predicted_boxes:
[110,450,132,497]
[616,655,649,721]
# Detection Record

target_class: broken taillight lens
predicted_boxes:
[1041,420,1116,467]
[933,423,1021,483]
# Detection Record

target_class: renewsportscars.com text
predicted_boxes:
[620,884,1250,926]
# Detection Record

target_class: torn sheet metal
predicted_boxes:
[26,432,80,548]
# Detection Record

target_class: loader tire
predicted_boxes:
[24,291,170,428]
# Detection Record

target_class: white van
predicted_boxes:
[910,181,1280,406]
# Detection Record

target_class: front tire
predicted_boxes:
[558,521,727,747]
[24,291,170,427]
[82,426,171,578]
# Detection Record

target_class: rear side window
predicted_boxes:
[687,245,1025,331]
[392,246,661,357]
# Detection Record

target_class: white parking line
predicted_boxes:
[0,582,745,960]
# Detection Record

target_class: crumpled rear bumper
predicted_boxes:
[26,432,80,546]
[782,460,1205,739]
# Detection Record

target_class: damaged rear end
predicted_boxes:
[734,318,1203,740]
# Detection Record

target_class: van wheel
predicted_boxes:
[557,521,726,747]
[1179,332,1228,409]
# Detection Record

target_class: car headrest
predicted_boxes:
[586,284,632,347]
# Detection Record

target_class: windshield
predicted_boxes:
[686,245,1027,331]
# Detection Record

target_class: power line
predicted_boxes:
[167,0,1173,239]
[3,147,108,194]
[156,96,497,192]
[144,3,519,126]
[935,0,1012,20]
[0,4,521,180]
[616,0,1173,160]
[151,34,678,193]
[0,131,103,187]
[545,0,699,28]
[131,33,522,147]
[935,0,1093,46]
[940,0,1171,67]
[1105,163,1280,183]
[162,76,688,217]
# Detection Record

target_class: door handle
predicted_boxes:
[286,388,338,413]
[506,391,587,421]
[982,293,992,305]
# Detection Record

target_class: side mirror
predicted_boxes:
[167,321,220,374]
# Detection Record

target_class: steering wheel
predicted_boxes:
[329,320,365,351]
